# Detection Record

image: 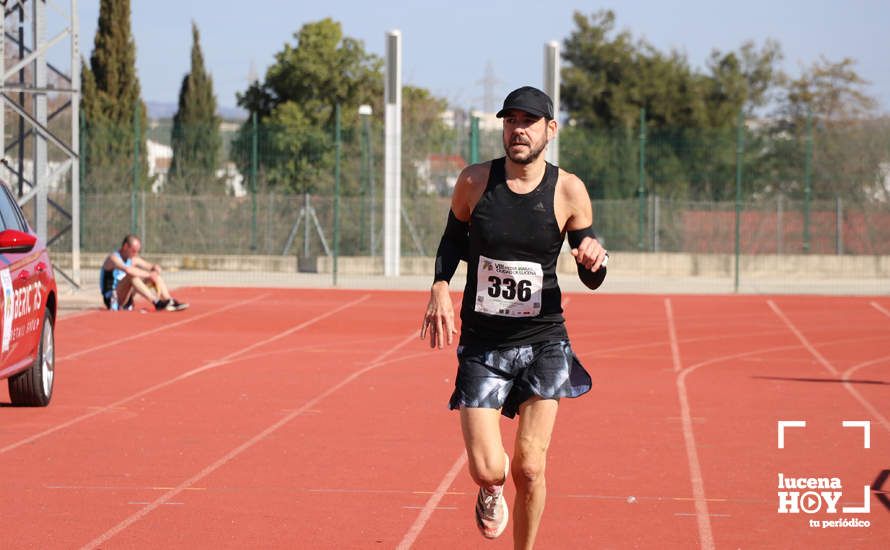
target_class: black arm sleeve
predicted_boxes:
[434,210,469,283]
[567,225,607,291]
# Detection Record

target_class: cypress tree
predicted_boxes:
[169,22,222,194]
[81,0,147,193]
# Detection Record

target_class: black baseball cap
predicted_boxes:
[495,86,554,119]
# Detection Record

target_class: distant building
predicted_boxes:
[146,139,245,196]
[146,140,172,192]
[440,109,500,132]
[414,153,466,195]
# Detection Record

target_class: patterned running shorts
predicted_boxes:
[448,340,592,418]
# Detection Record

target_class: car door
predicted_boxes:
[0,184,41,376]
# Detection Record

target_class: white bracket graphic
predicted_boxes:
[842,485,871,514]
[841,420,871,449]
[777,420,806,449]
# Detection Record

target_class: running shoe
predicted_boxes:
[475,454,509,539]
[154,299,170,311]
[166,299,189,312]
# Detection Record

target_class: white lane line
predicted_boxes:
[79,328,416,550]
[842,357,890,435]
[871,301,890,318]
[1,295,370,456]
[667,298,715,550]
[59,294,269,361]
[665,299,682,373]
[767,300,838,376]
[396,451,468,550]
[770,300,890,432]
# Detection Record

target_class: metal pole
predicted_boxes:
[543,40,560,165]
[333,104,341,286]
[776,195,783,255]
[638,108,646,250]
[803,110,813,253]
[835,197,843,255]
[33,0,48,241]
[734,109,744,293]
[652,195,660,252]
[131,103,139,235]
[250,112,258,250]
[303,193,310,258]
[470,112,479,164]
[79,109,85,251]
[71,0,81,284]
[367,110,377,257]
[383,30,402,276]
[359,105,372,254]
[17,5,25,198]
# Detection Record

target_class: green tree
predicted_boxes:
[168,22,222,194]
[560,10,783,200]
[402,86,453,196]
[81,0,147,193]
[769,57,885,201]
[233,18,382,194]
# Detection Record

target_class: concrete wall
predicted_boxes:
[54,252,890,279]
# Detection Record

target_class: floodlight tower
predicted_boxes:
[0,0,81,285]
[383,30,401,276]
[544,41,560,166]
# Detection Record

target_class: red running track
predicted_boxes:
[1,288,888,549]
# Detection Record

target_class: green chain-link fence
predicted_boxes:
[40,105,890,290]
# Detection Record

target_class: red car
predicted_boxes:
[0,182,57,406]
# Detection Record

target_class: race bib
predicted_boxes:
[474,255,543,317]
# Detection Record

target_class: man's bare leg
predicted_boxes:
[512,397,559,550]
[114,278,138,308]
[120,276,157,306]
[150,275,172,301]
[460,408,508,487]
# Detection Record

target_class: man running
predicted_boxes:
[100,234,188,312]
[420,86,607,549]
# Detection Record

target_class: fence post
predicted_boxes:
[638,107,646,251]
[734,109,744,293]
[250,112,258,251]
[303,193,311,258]
[333,104,341,286]
[835,196,843,255]
[367,112,377,257]
[652,195,660,252]
[803,110,813,253]
[470,111,480,164]
[131,103,140,235]
[359,105,372,254]
[79,108,86,250]
[776,195,783,255]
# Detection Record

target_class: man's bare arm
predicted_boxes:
[421,163,488,349]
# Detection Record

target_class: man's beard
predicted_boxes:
[504,137,546,165]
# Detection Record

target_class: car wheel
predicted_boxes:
[8,310,54,406]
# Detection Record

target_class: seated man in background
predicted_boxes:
[100,234,188,312]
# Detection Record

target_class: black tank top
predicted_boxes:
[460,157,567,348]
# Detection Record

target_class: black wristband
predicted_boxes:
[567,225,607,290]
[567,225,596,249]
[434,210,469,283]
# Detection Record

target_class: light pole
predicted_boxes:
[359,104,374,256]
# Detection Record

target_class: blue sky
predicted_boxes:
[77,0,889,114]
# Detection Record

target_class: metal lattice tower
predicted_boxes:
[0,0,80,286]
[477,61,500,114]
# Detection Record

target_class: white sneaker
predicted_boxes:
[474,454,510,539]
